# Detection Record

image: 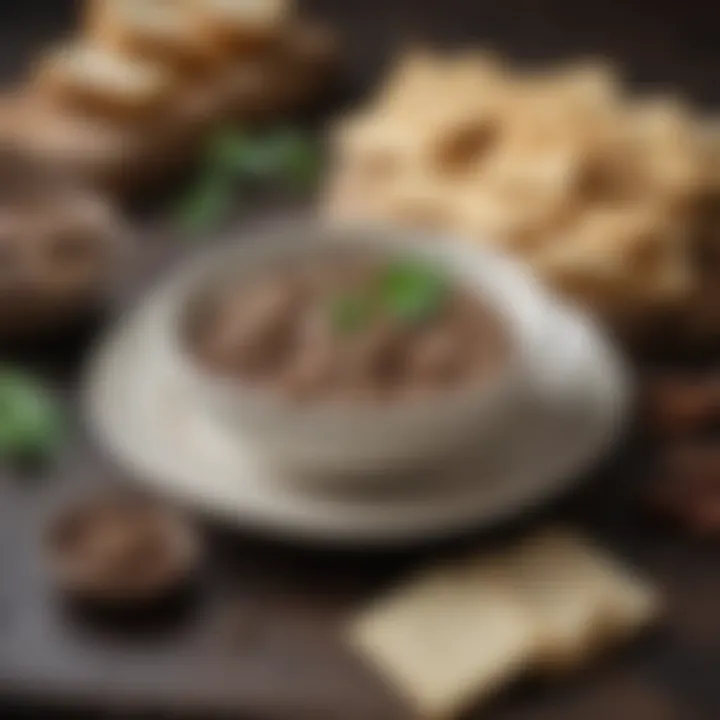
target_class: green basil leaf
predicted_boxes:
[219,127,318,186]
[380,260,448,324]
[0,369,65,464]
[208,130,261,173]
[177,127,319,233]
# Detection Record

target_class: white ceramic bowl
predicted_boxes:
[165,222,553,486]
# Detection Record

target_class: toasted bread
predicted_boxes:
[216,21,338,122]
[86,0,221,75]
[189,0,293,56]
[271,20,339,108]
[216,58,288,122]
[0,92,196,193]
[0,93,144,184]
[280,20,339,78]
[34,43,174,122]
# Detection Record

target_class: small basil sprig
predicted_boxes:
[330,260,449,334]
[178,127,320,233]
[0,368,65,466]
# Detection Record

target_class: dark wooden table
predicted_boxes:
[0,1,719,718]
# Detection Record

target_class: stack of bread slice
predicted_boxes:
[0,0,338,193]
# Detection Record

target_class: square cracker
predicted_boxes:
[500,529,660,673]
[349,558,536,719]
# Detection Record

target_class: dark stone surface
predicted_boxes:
[0,0,718,718]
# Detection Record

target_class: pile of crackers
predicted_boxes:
[0,0,338,193]
[325,49,720,346]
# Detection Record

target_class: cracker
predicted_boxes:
[503,529,660,673]
[533,206,694,309]
[349,529,660,717]
[326,49,718,342]
[349,558,536,719]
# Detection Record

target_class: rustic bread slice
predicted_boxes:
[0,93,144,184]
[215,20,338,123]
[34,43,174,121]
[189,0,293,55]
[86,0,221,74]
[0,92,197,194]
[270,20,339,107]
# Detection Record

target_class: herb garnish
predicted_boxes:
[178,127,320,232]
[330,259,449,334]
[380,260,448,324]
[0,368,65,466]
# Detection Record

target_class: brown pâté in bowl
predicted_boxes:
[188,250,507,402]
[45,493,201,608]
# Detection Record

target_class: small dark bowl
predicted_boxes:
[45,492,202,610]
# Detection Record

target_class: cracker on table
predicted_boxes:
[350,557,536,719]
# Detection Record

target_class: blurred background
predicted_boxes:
[1,0,717,105]
[0,1,718,719]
